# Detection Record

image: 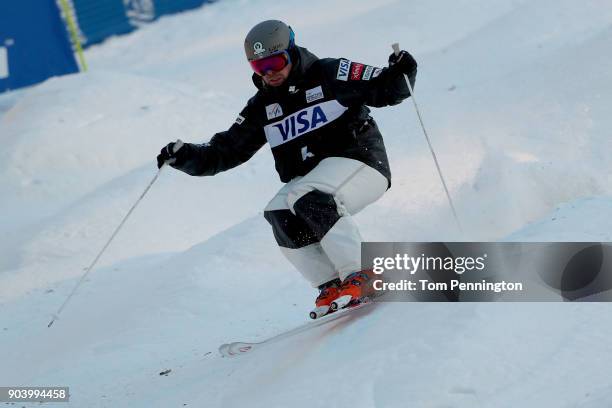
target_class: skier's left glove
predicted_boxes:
[156,141,187,169]
[388,50,417,75]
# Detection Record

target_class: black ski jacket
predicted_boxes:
[171,46,416,187]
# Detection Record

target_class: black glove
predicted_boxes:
[156,141,186,169]
[388,50,417,75]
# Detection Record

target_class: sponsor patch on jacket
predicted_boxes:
[362,65,375,80]
[266,103,283,120]
[305,85,324,103]
[350,63,365,80]
[264,100,348,148]
[372,67,382,78]
[336,59,351,81]
[235,114,245,125]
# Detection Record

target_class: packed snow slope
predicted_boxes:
[1,0,612,406]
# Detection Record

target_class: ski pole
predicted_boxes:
[47,139,184,328]
[392,43,463,233]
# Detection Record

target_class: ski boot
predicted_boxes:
[331,269,375,311]
[309,278,341,319]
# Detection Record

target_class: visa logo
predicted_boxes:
[336,59,351,81]
[264,100,348,148]
[273,106,327,141]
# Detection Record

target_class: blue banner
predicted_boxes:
[0,0,218,92]
[73,0,135,46]
[0,0,79,92]
[75,0,217,47]
[152,0,210,17]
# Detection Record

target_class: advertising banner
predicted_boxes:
[0,0,79,92]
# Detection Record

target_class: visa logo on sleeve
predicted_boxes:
[336,59,351,81]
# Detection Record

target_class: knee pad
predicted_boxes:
[292,190,342,239]
[264,209,318,249]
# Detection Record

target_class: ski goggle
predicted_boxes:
[249,51,291,75]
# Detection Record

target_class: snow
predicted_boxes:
[2,0,612,406]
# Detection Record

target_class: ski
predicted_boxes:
[218,298,379,358]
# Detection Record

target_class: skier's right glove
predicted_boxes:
[157,141,187,169]
[387,50,417,75]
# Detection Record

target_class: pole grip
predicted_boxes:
[392,43,400,56]
[163,139,184,167]
[173,139,184,153]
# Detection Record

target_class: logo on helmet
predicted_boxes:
[253,42,265,55]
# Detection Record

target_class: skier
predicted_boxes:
[157,20,417,318]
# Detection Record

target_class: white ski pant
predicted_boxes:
[263,157,388,288]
